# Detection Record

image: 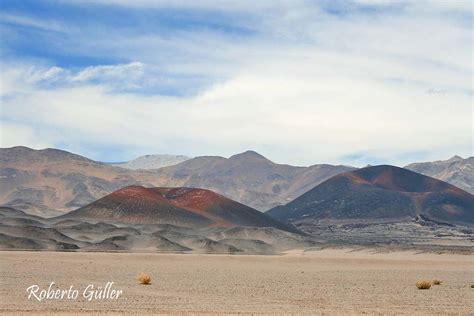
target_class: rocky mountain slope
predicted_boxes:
[0,146,160,217]
[111,154,190,170]
[405,156,473,194]
[0,146,354,214]
[152,150,355,211]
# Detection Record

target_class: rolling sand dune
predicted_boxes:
[0,250,472,315]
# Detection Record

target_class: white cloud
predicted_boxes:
[0,62,148,95]
[1,1,472,165]
[0,121,52,149]
[2,56,471,165]
[70,62,144,82]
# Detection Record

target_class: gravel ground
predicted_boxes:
[0,249,473,315]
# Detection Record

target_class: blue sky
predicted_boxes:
[0,0,472,166]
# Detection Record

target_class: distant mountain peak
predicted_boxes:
[0,146,92,163]
[229,150,269,161]
[447,155,463,162]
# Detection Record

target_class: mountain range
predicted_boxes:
[1,168,472,253]
[1,147,473,252]
[0,146,354,215]
[1,146,472,218]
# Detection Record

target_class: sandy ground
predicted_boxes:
[0,249,473,315]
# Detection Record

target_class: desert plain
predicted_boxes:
[1,249,473,315]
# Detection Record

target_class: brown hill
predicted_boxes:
[267,165,474,226]
[55,186,300,233]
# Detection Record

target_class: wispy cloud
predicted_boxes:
[0,12,65,32]
[0,1,472,165]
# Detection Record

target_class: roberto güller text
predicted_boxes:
[26,282,123,301]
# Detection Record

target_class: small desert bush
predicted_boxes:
[137,272,151,285]
[432,279,442,285]
[471,284,474,288]
[416,280,432,290]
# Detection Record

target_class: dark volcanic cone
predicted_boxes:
[267,165,474,226]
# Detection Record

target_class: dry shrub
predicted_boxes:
[137,272,151,285]
[471,284,474,288]
[416,280,432,290]
[432,279,442,285]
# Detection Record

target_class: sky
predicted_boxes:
[0,0,472,166]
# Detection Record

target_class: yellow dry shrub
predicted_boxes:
[416,280,431,290]
[137,272,151,285]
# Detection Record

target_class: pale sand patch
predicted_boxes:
[0,250,473,315]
